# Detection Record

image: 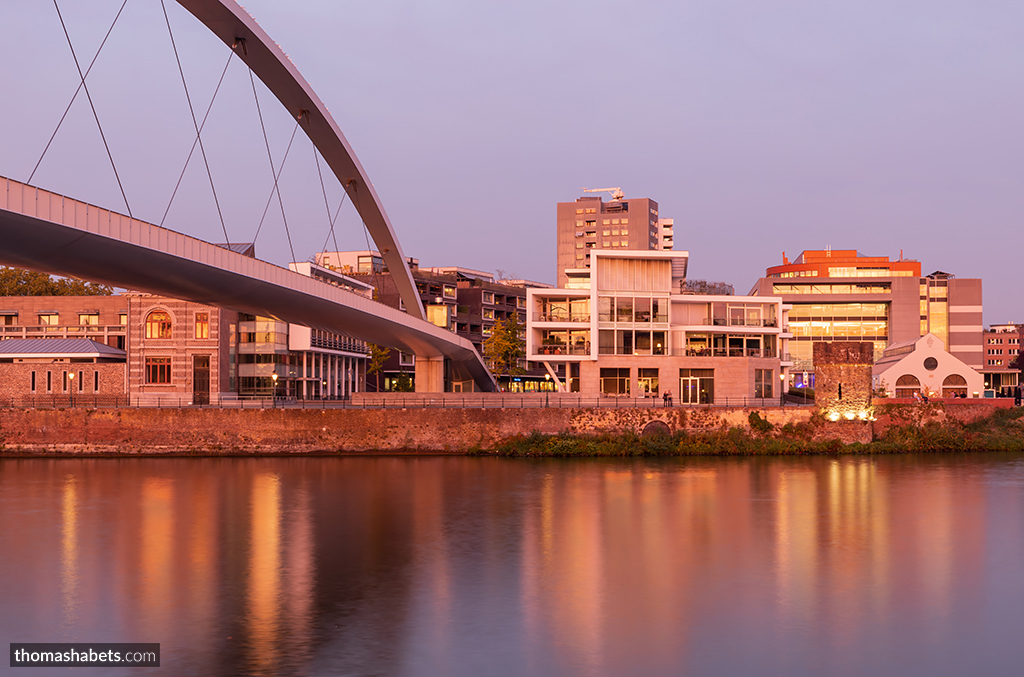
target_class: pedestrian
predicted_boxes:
[664,390,673,406]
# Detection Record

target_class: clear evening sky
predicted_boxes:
[1,1,1021,324]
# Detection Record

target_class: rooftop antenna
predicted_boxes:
[581,187,624,201]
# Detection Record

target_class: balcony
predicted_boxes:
[533,313,591,323]
[682,347,778,358]
[703,318,778,328]
[533,344,590,356]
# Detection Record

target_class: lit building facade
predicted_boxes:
[980,322,1021,393]
[749,250,982,382]
[528,251,787,402]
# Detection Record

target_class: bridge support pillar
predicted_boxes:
[415,357,445,393]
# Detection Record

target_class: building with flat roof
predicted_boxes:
[315,250,553,391]
[749,250,982,382]
[528,250,787,403]
[556,194,671,287]
[980,322,1021,394]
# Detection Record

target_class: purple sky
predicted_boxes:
[1,0,1021,324]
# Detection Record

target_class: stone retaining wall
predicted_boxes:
[0,401,1010,455]
[0,406,813,455]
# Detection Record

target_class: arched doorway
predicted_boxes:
[895,374,920,398]
[942,374,967,398]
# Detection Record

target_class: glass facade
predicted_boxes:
[772,283,891,295]
[786,303,889,368]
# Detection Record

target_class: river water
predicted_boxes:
[1,454,1023,676]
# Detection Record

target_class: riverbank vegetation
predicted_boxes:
[477,406,1024,457]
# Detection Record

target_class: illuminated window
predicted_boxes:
[78,313,99,326]
[145,311,172,339]
[195,312,209,339]
[146,357,171,384]
[38,313,59,325]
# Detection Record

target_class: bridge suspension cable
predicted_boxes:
[159,0,230,244]
[52,0,133,218]
[247,68,296,264]
[314,147,344,256]
[160,52,233,227]
[29,0,129,185]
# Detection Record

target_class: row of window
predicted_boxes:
[8,313,128,327]
[28,369,102,393]
[145,311,209,340]
[597,368,774,401]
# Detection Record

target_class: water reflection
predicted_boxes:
[0,453,1021,676]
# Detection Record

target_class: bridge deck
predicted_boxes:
[0,177,495,391]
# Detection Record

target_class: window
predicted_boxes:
[482,292,495,305]
[600,368,630,396]
[638,368,659,397]
[679,369,715,404]
[195,312,209,339]
[755,369,773,398]
[94,371,99,392]
[31,371,36,392]
[399,352,415,367]
[483,309,495,320]
[38,313,59,325]
[146,357,171,384]
[895,374,920,398]
[78,313,99,326]
[145,311,172,339]
[119,313,128,325]
[46,371,52,392]
[443,285,456,298]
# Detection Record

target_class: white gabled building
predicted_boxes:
[526,250,791,404]
[873,333,984,398]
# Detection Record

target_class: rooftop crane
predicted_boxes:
[581,187,624,201]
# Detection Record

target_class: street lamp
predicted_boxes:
[271,373,278,405]
[780,372,786,406]
[544,373,551,406]
[68,372,75,407]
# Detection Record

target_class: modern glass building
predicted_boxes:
[749,250,982,385]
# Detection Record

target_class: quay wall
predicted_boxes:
[0,406,813,455]
[0,401,1011,455]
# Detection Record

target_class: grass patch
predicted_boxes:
[479,406,1024,456]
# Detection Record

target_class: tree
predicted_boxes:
[482,314,525,388]
[1010,350,1024,374]
[0,266,113,296]
[365,344,391,392]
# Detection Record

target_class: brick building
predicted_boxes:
[315,251,554,391]
[0,338,125,403]
[980,322,1022,394]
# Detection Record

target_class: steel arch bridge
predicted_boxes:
[0,0,496,392]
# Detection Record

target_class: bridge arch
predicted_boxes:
[175,0,424,320]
